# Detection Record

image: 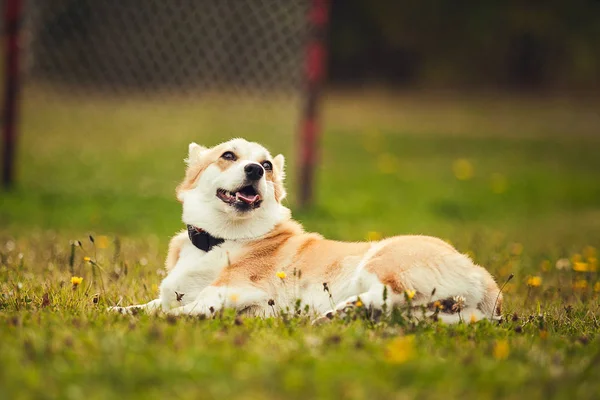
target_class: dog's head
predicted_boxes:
[176,138,289,239]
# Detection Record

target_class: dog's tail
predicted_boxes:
[478,274,503,320]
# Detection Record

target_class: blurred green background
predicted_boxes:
[329,0,600,90]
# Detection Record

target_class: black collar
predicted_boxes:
[187,225,225,252]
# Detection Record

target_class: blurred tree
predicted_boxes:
[328,0,600,90]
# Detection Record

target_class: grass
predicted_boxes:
[1,89,600,399]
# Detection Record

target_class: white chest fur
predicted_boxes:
[158,240,243,309]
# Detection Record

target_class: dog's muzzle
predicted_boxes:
[216,184,262,211]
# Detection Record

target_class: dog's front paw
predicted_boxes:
[167,300,215,317]
[107,306,141,315]
[311,310,336,325]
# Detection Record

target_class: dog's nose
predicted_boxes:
[244,163,264,181]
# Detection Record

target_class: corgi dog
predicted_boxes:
[112,138,502,323]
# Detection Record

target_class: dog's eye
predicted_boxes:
[261,160,273,171]
[221,151,237,161]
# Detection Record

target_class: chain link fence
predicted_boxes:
[25,0,309,95]
[18,0,310,139]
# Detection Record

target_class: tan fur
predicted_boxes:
[364,236,456,294]
[213,220,371,291]
[165,231,188,272]
[205,222,501,316]
[176,160,211,201]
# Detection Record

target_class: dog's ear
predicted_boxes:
[186,142,207,164]
[273,154,286,179]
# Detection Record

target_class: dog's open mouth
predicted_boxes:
[216,186,262,210]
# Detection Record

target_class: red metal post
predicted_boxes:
[297,0,330,208]
[2,0,24,189]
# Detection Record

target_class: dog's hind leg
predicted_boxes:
[313,283,404,324]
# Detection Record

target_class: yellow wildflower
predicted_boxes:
[276,271,287,280]
[83,256,91,262]
[405,290,416,300]
[589,257,598,272]
[573,262,589,272]
[593,282,600,292]
[572,254,582,264]
[385,335,415,364]
[573,280,588,290]
[433,300,443,310]
[527,276,542,287]
[366,231,382,241]
[540,260,551,272]
[469,313,477,324]
[453,159,474,180]
[229,293,239,303]
[71,276,83,286]
[510,243,523,256]
[493,340,509,360]
[355,300,363,307]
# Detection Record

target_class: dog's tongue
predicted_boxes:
[236,192,260,204]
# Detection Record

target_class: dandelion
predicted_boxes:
[83,256,91,262]
[573,262,589,272]
[433,300,444,310]
[469,313,477,324]
[355,300,363,307]
[493,340,509,360]
[452,158,474,181]
[229,293,239,303]
[555,258,570,270]
[366,231,382,241]
[276,271,287,280]
[405,289,416,300]
[452,295,466,312]
[527,276,542,287]
[573,280,588,290]
[385,335,415,364]
[71,276,83,287]
[593,282,600,293]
